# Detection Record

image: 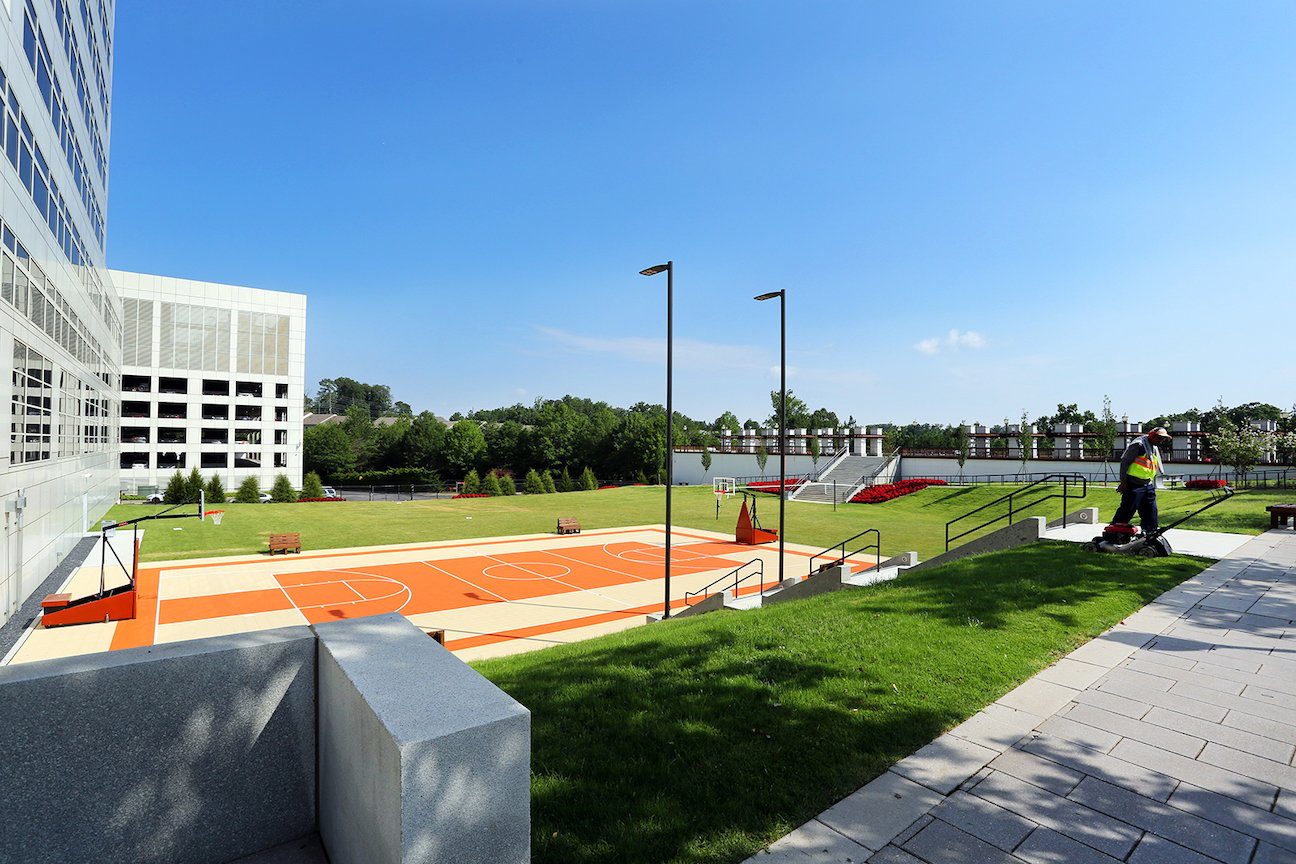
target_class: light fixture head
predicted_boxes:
[754,291,783,301]
[639,263,670,277]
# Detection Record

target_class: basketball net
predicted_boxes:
[206,510,225,526]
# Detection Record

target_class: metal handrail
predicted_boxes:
[944,473,1087,551]
[684,558,764,606]
[809,528,881,576]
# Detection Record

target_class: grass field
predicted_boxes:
[108,482,1289,563]
[474,542,1210,864]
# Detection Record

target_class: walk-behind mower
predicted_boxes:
[1082,485,1234,557]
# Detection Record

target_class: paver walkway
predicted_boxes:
[747,528,1296,863]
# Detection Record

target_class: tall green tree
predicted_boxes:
[955,422,970,479]
[481,471,502,497]
[756,442,769,477]
[303,422,357,479]
[1209,418,1272,482]
[399,412,446,471]
[579,467,598,491]
[523,468,545,495]
[442,421,487,477]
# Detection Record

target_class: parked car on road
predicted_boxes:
[145,492,163,504]
[323,486,339,499]
[258,492,271,503]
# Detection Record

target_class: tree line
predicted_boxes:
[303,380,1294,487]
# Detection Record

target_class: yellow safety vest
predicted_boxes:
[1127,438,1161,481]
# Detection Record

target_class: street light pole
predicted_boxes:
[754,290,786,585]
[641,261,673,618]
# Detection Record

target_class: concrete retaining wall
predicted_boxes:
[906,517,1046,574]
[763,566,844,605]
[0,627,318,864]
[317,614,531,864]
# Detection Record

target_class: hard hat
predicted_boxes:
[1148,426,1172,442]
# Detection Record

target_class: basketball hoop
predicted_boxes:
[205,510,225,526]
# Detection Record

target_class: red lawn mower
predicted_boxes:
[1082,485,1234,557]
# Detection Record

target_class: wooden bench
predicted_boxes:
[556,517,581,535]
[1267,503,1296,530]
[268,533,302,555]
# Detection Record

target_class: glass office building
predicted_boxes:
[1,0,117,627]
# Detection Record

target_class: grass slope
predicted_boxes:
[475,542,1209,864]
[110,484,1288,563]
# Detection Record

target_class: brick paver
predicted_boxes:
[745,530,1296,863]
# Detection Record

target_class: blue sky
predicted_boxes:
[105,2,1296,426]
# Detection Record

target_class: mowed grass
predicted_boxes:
[474,542,1210,864]
[109,482,1290,563]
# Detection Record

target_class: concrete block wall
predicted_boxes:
[0,627,318,864]
[0,616,533,864]
[316,614,531,864]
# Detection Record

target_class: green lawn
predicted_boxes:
[474,542,1209,864]
[109,483,1290,563]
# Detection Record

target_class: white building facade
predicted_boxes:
[112,269,306,495]
[1,0,120,626]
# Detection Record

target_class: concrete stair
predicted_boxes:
[790,455,885,504]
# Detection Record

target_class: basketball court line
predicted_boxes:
[418,558,510,604]
[11,526,882,665]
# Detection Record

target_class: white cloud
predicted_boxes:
[913,329,987,354]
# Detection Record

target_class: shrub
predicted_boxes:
[301,471,326,499]
[481,472,502,497]
[1185,478,1227,490]
[523,468,545,495]
[559,467,574,493]
[636,470,649,486]
[163,470,187,504]
[234,476,261,504]
[498,473,516,496]
[463,469,481,495]
[205,474,227,505]
[542,471,557,494]
[452,493,489,499]
[271,473,298,503]
[185,466,205,503]
[579,467,597,491]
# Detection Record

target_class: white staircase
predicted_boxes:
[789,454,885,504]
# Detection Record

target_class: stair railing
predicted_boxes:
[808,528,881,576]
[789,449,853,501]
[944,473,1087,551]
[840,448,900,504]
[684,558,764,606]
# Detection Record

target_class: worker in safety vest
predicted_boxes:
[1114,426,1172,533]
